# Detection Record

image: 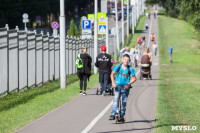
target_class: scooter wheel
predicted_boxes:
[115,117,118,124]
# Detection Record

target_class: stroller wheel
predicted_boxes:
[149,75,152,80]
[96,88,99,95]
[140,73,143,80]
[112,88,114,96]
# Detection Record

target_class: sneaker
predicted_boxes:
[102,92,106,96]
[79,91,83,95]
[109,115,115,120]
[83,92,87,95]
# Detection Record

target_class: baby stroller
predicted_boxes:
[96,81,114,95]
[140,55,152,80]
[96,76,114,95]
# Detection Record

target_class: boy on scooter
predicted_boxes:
[109,54,137,122]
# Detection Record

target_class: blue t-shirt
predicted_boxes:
[113,64,136,91]
[168,46,173,54]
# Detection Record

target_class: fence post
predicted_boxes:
[34,30,37,86]
[16,26,20,92]
[41,31,44,84]
[6,24,9,93]
[47,32,50,81]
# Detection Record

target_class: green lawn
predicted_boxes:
[127,15,146,48]
[0,72,99,133]
[155,11,200,132]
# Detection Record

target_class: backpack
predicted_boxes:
[76,54,83,69]
[116,64,132,88]
[116,64,131,77]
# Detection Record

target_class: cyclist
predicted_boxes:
[145,23,149,30]
[109,54,136,122]
[151,33,155,45]
[137,36,142,48]
[142,35,146,48]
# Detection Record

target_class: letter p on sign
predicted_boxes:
[82,20,91,29]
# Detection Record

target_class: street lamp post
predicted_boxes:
[121,0,124,48]
[132,6,134,34]
[115,0,119,52]
[127,0,129,43]
[60,0,66,88]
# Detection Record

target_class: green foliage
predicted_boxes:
[67,19,80,38]
[145,0,200,32]
[79,19,82,36]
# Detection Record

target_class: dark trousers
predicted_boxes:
[99,70,110,92]
[79,73,87,91]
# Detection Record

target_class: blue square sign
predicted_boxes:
[82,20,91,29]
[98,24,106,34]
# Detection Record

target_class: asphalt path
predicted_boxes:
[15,11,159,133]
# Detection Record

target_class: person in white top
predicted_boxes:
[152,41,158,57]
[120,46,133,66]
[131,46,140,65]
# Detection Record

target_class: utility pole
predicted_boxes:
[94,0,98,74]
[127,0,129,43]
[121,0,124,48]
[115,0,119,52]
[132,6,134,34]
[60,0,66,88]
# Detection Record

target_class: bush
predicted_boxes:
[67,19,80,38]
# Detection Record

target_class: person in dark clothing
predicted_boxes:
[95,45,113,96]
[77,46,92,95]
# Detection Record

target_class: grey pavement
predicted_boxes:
[15,10,159,133]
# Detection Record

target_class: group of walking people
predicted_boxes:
[75,17,173,122]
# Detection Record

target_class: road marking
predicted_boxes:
[147,16,153,48]
[81,70,140,133]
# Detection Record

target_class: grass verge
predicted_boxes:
[155,11,200,132]
[0,72,99,133]
[128,15,146,48]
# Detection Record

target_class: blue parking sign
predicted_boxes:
[82,20,91,29]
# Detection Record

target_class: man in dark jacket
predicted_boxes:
[95,45,113,96]
[77,46,92,95]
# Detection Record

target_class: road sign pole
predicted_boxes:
[94,0,98,74]
[60,0,66,89]
[106,16,109,54]
[127,0,129,43]
[24,22,26,30]
[115,0,119,52]
[121,0,124,48]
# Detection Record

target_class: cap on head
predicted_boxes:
[101,45,106,51]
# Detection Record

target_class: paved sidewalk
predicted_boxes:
[15,10,159,133]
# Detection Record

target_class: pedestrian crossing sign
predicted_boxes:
[88,14,94,23]
[124,0,128,5]
[98,24,106,34]
[97,13,106,23]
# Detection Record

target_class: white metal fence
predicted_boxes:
[0,27,105,95]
